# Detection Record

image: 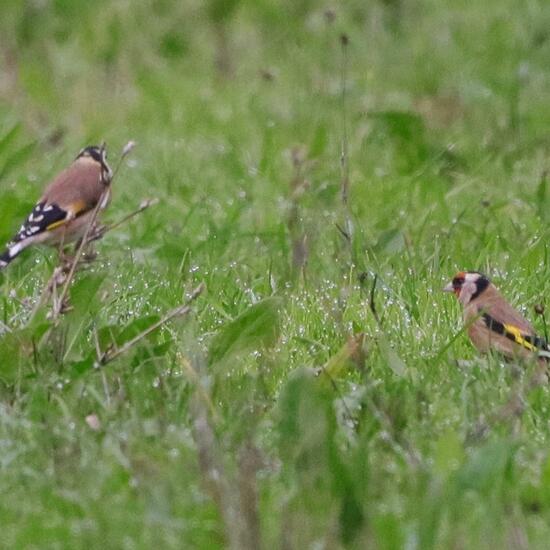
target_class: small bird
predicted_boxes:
[443,271,550,362]
[0,144,113,268]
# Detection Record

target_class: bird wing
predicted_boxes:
[0,157,106,267]
[9,201,76,245]
[4,160,103,247]
[481,312,548,353]
[482,292,536,335]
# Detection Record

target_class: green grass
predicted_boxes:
[1,0,550,547]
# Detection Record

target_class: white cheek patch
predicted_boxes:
[459,280,478,304]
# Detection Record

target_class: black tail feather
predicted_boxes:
[0,240,26,269]
[0,249,11,269]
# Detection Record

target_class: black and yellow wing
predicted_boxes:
[482,312,550,359]
[0,199,87,267]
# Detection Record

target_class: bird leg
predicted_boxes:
[71,224,101,263]
[81,245,98,263]
[55,227,73,268]
[57,250,75,269]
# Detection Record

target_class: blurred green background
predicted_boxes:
[2,0,550,548]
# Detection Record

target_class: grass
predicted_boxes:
[1,0,550,547]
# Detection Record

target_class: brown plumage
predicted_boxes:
[0,145,113,268]
[444,271,550,362]
[43,156,109,216]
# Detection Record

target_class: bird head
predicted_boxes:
[76,143,113,183]
[443,271,490,305]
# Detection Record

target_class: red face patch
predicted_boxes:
[451,272,466,296]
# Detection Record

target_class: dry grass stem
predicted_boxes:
[190,372,261,550]
[90,198,159,241]
[288,146,310,278]
[339,34,351,211]
[97,282,205,366]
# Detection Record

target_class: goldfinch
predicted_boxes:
[444,271,550,362]
[0,144,113,268]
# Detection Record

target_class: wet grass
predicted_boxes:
[1,0,550,547]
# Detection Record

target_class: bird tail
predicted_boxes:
[0,251,12,269]
[0,240,27,269]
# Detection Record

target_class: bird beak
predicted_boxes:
[443,282,454,293]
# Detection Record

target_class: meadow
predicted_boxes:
[1,0,550,547]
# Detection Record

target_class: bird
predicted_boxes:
[0,144,113,268]
[443,271,550,363]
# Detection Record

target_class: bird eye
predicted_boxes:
[452,276,465,287]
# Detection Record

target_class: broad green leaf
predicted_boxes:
[456,440,516,494]
[70,273,106,315]
[277,367,332,463]
[208,297,281,366]
[320,333,367,382]
[118,315,161,344]
[0,328,38,383]
[0,123,21,158]
[70,355,95,377]
[278,367,364,543]
[378,339,407,377]
[97,315,161,350]
[373,228,405,255]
